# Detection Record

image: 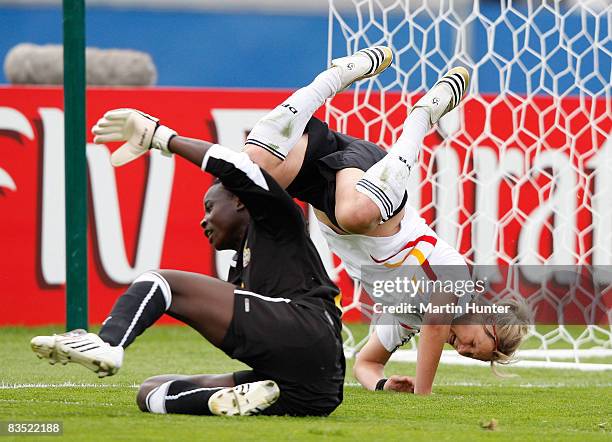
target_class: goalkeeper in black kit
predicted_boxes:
[31,109,345,417]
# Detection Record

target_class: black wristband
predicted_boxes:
[375,378,388,391]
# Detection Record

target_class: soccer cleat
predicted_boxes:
[207,380,280,416]
[31,329,124,378]
[30,334,61,365]
[411,67,470,125]
[332,46,393,91]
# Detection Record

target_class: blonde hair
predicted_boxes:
[490,298,530,375]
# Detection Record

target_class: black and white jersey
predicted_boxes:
[202,144,340,306]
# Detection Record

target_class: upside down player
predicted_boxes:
[240,46,528,394]
[31,122,345,416]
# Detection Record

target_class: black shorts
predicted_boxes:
[219,289,345,416]
[286,117,387,228]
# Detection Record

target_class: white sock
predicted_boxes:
[354,109,430,222]
[388,108,431,170]
[355,154,410,222]
[246,68,341,160]
[296,67,342,111]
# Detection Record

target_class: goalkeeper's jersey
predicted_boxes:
[202,145,340,307]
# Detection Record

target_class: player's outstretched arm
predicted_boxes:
[92,108,304,234]
[414,291,456,395]
[414,323,450,395]
[354,331,390,390]
[354,331,415,393]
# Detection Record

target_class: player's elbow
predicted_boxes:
[353,351,383,380]
[353,353,365,377]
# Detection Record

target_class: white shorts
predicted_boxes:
[375,314,418,353]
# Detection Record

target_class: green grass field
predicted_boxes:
[1,326,611,441]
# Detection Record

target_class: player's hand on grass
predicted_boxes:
[384,375,415,393]
[92,108,176,167]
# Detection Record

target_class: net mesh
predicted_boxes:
[327,0,612,365]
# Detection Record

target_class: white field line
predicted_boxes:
[344,381,612,388]
[3,381,611,390]
[390,350,612,371]
[0,398,116,407]
[0,382,139,389]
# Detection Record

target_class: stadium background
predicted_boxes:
[1,2,611,440]
[0,1,598,91]
[0,0,609,327]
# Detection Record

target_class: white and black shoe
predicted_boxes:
[412,67,470,125]
[332,46,393,91]
[208,380,280,416]
[31,329,124,378]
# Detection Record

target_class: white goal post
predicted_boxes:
[327,0,612,369]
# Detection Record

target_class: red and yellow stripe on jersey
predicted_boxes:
[335,235,439,312]
[370,235,438,281]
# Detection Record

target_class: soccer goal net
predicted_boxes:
[327,0,611,370]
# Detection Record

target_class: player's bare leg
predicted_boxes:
[32,270,279,416]
[240,45,416,235]
[354,67,470,227]
[157,270,234,345]
[333,168,404,235]
[244,46,393,187]
[244,133,308,189]
[31,270,235,377]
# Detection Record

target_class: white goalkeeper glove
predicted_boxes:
[91,108,177,167]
